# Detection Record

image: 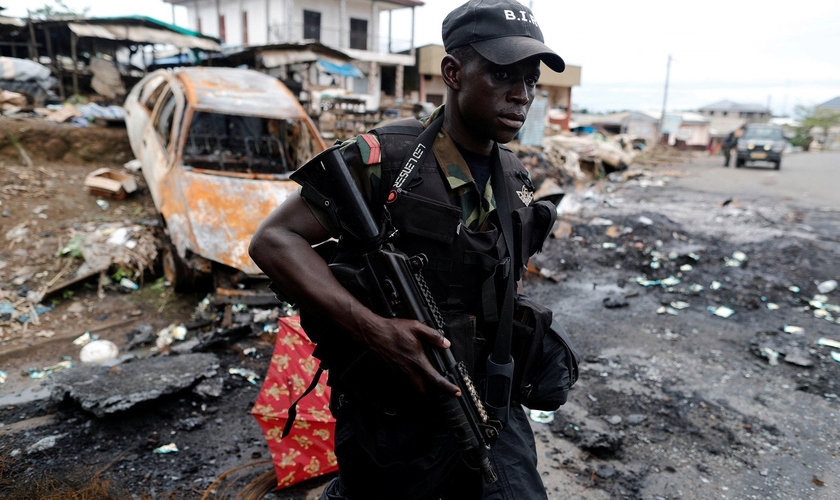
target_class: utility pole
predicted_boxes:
[659,54,672,143]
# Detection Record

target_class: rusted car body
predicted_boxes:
[124,67,326,289]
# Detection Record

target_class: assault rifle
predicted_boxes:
[291,145,500,484]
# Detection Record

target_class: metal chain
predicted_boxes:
[414,271,445,330]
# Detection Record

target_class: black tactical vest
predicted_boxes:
[300,119,546,405]
[372,119,536,333]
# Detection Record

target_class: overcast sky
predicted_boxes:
[8,0,840,115]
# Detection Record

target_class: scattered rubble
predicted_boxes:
[48,353,220,417]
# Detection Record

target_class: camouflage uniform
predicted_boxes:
[308,106,501,234]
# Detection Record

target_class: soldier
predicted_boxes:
[250,1,567,498]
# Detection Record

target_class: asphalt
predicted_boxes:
[669,151,840,210]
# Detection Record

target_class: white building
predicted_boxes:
[164,0,422,104]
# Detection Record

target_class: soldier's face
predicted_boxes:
[456,54,541,145]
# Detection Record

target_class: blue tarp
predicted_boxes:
[317,59,363,78]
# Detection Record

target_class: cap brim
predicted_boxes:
[471,36,565,73]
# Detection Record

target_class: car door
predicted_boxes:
[141,80,185,208]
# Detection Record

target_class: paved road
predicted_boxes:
[669,151,840,209]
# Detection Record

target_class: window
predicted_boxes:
[242,11,248,45]
[303,10,321,41]
[350,18,367,50]
[153,90,177,148]
[219,14,226,43]
[140,76,167,113]
[184,113,315,174]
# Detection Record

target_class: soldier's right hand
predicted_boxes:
[354,315,462,398]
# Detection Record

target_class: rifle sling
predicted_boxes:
[385,115,444,204]
[281,365,325,439]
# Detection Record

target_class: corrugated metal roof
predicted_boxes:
[698,100,769,113]
[816,96,840,110]
[67,22,220,51]
[177,67,307,119]
[0,15,24,27]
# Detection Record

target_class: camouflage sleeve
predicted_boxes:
[302,136,383,238]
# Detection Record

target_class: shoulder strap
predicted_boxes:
[281,365,325,439]
[385,114,444,204]
[484,143,517,424]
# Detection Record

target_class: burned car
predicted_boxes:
[735,123,786,170]
[124,67,327,292]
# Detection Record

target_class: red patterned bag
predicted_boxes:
[251,316,337,489]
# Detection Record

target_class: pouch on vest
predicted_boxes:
[511,295,579,411]
[512,200,556,280]
[388,190,462,244]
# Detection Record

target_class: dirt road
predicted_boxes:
[1,147,838,499]
[529,151,840,499]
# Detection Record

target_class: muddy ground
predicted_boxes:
[0,124,839,499]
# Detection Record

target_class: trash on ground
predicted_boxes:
[229,367,259,385]
[711,281,722,290]
[831,352,840,363]
[73,332,92,346]
[119,278,139,290]
[817,280,837,294]
[529,410,555,424]
[590,217,614,226]
[95,199,110,210]
[679,264,693,272]
[767,303,780,310]
[725,251,748,267]
[688,284,704,293]
[661,276,680,287]
[153,443,179,454]
[670,301,690,310]
[817,337,840,349]
[123,159,142,172]
[0,370,7,384]
[27,434,65,453]
[657,306,679,316]
[634,277,660,287]
[79,340,119,364]
[84,168,137,200]
[708,306,735,318]
[638,216,653,226]
[760,347,780,366]
[242,347,257,356]
[783,325,804,335]
[789,286,800,293]
[602,242,617,249]
[155,323,188,349]
[29,360,73,379]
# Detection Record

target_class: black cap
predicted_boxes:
[442,0,565,73]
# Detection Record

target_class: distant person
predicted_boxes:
[722,126,744,167]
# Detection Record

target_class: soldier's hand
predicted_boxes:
[360,316,462,397]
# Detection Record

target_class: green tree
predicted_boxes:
[790,105,840,148]
[28,0,90,19]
